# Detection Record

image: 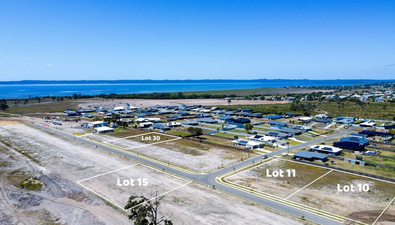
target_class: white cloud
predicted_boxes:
[46,64,53,67]
[21,63,26,66]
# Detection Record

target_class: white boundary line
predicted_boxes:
[224,158,274,180]
[104,133,150,143]
[77,163,191,211]
[372,196,395,225]
[101,131,182,150]
[218,169,369,225]
[286,159,395,185]
[77,182,128,211]
[104,132,180,143]
[218,159,373,224]
[77,164,140,183]
[283,169,333,200]
[125,138,182,150]
[137,163,190,183]
[129,181,192,210]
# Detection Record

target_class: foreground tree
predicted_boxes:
[125,192,173,225]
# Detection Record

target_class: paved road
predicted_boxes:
[33,123,354,225]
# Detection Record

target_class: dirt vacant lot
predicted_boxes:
[78,164,189,209]
[89,132,255,173]
[0,121,305,225]
[227,158,395,224]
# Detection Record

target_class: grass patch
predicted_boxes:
[0,139,41,164]
[202,135,233,146]
[161,138,211,154]
[286,139,302,145]
[5,100,81,115]
[166,130,191,137]
[19,177,44,191]
[216,101,395,120]
[251,126,272,132]
[107,129,148,138]
[312,128,333,135]
[214,132,239,139]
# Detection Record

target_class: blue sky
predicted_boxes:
[0,0,394,80]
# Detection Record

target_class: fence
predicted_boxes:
[371,140,395,146]
[367,146,395,152]
[291,159,395,183]
[326,154,395,170]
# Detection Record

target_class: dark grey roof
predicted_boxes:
[218,116,234,120]
[233,118,251,123]
[279,128,301,134]
[265,131,289,137]
[197,118,217,123]
[268,121,287,127]
[295,151,327,160]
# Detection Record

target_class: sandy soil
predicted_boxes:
[89,133,252,173]
[0,120,20,125]
[228,159,395,224]
[228,159,331,198]
[0,121,305,225]
[0,123,131,225]
[79,164,189,208]
[77,98,288,108]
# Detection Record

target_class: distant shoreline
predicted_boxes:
[0,79,394,85]
[0,79,393,99]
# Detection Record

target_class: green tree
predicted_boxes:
[187,127,203,137]
[111,113,121,123]
[244,123,254,133]
[125,192,173,225]
[0,102,9,111]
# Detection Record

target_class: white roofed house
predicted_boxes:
[166,122,182,127]
[94,126,114,133]
[314,114,327,119]
[310,145,342,155]
[298,116,312,123]
[360,121,376,127]
[88,121,109,128]
[113,106,125,111]
[247,134,276,143]
[231,139,264,149]
[126,103,138,110]
[135,117,161,123]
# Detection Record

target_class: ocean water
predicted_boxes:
[0,79,392,99]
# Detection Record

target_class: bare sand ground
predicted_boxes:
[78,164,189,208]
[0,122,306,225]
[0,120,20,125]
[77,98,288,108]
[89,133,254,173]
[375,201,395,225]
[228,159,331,198]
